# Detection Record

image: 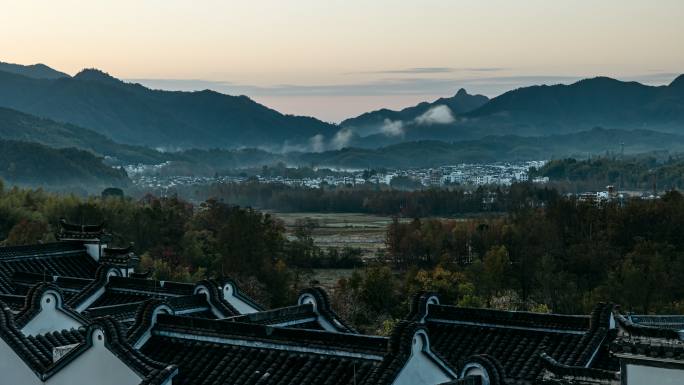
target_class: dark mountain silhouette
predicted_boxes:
[0,68,336,149]
[340,88,489,136]
[0,139,129,188]
[0,107,167,164]
[462,76,684,135]
[0,61,69,79]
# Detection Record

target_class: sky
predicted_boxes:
[1,0,682,122]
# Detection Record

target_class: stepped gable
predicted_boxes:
[14,283,89,329]
[218,277,264,311]
[452,354,508,385]
[127,295,216,348]
[140,314,388,385]
[407,291,441,322]
[67,264,122,311]
[412,294,617,384]
[362,321,456,385]
[0,302,175,383]
[298,287,357,333]
[193,279,241,316]
[0,242,99,294]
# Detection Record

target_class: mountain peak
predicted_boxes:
[0,61,69,79]
[670,74,684,89]
[74,68,121,84]
[455,88,469,97]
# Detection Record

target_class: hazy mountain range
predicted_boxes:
[0,67,335,149]
[0,60,683,185]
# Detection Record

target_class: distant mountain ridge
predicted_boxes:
[0,139,129,188]
[463,76,684,135]
[296,128,684,168]
[340,88,489,136]
[0,107,167,164]
[336,75,684,148]
[0,61,69,79]
[0,66,336,149]
[0,60,683,157]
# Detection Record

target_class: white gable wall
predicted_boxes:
[0,329,145,385]
[0,337,41,385]
[49,329,142,385]
[21,292,84,336]
[223,284,259,314]
[392,332,453,385]
[625,363,684,385]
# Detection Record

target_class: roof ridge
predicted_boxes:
[153,313,388,354]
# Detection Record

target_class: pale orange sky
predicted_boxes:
[1,0,682,121]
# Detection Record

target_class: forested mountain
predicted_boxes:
[340,88,489,136]
[333,75,684,149]
[0,107,167,164]
[463,75,684,136]
[0,61,69,79]
[297,128,684,168]
[0,139,129,187]
[0,68,336,149]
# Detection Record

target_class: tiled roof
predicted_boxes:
[611,312,684,363]
[613,312,681,340]
[0,242,98,295]
[409,293,618,384]
[227,304,318,326]
[26,328,86,364]
[628,314,684,331]
[0,300,174,383]
[66,264,121,310]
[57,219,108,241]
[539,353,620,384]
[82,276,197,309]
[140,314,388,385]
[362,321,455,385]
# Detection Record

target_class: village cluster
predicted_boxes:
[127,161,549,190]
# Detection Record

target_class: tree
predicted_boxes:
[4,219,50,246]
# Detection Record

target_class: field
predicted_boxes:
[271,212,408,288]
[272,212,406,260]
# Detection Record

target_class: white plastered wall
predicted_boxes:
[625,363,684,385]
[21,291,84,336]
[0,328,144,385]
[391,331,454,385]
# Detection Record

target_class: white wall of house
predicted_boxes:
[0,337,40,385]
[625,363,684,385]
[392,332,453,385]
[0,329,146,385]
[48,329,142,385]
[21,292,84,336]
[84,243,105,260]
